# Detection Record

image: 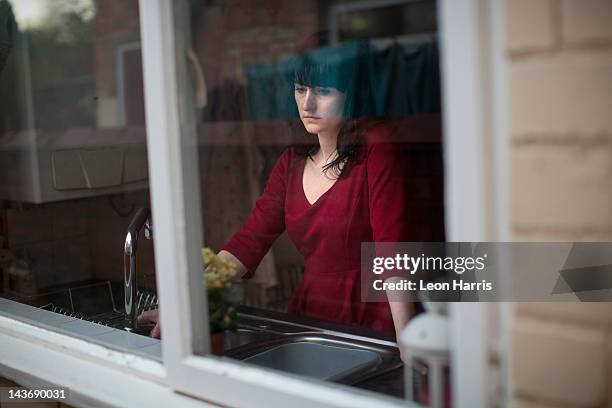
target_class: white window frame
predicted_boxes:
[0,1,509,407]
[145,0,509,406]
[441,0,510,407]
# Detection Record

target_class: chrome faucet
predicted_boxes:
[124,207,152,331]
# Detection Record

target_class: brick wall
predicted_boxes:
[505,0,612,406]
[192,0,318,88]
[93,0,141,128]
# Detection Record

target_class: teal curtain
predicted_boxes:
[245,58,298,120]
[367,41,441,117]
[244,41,441,121]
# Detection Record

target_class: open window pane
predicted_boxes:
[0,0,161,359]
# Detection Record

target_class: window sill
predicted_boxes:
[0,303,215,407]
[0,298,162,360]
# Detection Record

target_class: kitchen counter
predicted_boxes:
[0,295,404,398]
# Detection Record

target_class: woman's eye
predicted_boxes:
[315,88,332,95]
[295,86,306,94]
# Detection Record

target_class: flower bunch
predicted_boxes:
[202,247,237,289]
[201,248,242,333]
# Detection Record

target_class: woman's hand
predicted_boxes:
[216,250,248,279]
[135,251,244,340]
[138,308,161,339]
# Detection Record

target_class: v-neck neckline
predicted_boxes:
[301,157,340,207]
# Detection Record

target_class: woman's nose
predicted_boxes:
[302,90,316,112]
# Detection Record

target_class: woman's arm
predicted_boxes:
[139,250,246,339]
[386,276,415,362]
[140,150,291,339]
[389,302,413,363]
[386,277,415,331]
[388,300,414,333]
[364,127,415,352]
[217,250,248,280]
[221,149,290,278]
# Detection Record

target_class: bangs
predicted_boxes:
[291,45,359,92]
[285,41,373,119]
[293,61,350,91]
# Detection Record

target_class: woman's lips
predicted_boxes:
[303,116,321,120]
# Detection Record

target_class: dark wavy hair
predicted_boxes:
[290,41,381,178]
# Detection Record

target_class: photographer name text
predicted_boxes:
[371,253,493,292]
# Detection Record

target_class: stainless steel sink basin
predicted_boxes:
[223,327,278,350]
[240,339,380,382]
[225,314,402,385]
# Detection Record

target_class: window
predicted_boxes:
[147,0,449,406]
[0,0,159,358]
[148,0,502,406]
[0,1,506,407]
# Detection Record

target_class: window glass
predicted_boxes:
[0,0,160,359]
[170,0,445,401]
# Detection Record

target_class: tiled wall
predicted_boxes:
[0,190,155,296]
[505,0,612,406]
[86,192,155,289]
[3,201,92,291]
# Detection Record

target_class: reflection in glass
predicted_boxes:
[0,1,156,356]
[174,0,445,400]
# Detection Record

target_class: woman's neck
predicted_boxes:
[316,129,339,165]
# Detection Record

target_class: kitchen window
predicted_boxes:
[0,0,157,356]
[0,0,508,407]
[154,0,445,404]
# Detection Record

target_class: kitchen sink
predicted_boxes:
[12,282,402,386]
[224,311,403,385]
[225,331,401,385]
[223,327,278,350]
[244,342,378,381]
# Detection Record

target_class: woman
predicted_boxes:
[140,42,415,342]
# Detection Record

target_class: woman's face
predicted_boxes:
[294,83,346,135]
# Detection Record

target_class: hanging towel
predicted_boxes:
[243,40,441,120]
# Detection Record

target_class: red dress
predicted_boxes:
[223,126,409,333]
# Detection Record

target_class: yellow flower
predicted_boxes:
[201,247,237,289]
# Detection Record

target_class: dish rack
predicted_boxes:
[16,281,158,329]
